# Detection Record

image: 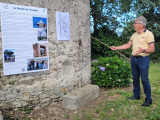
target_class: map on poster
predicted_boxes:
[56,11,70,40]
[0,3,49,75]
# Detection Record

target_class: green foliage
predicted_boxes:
[20,106,32,114]
[91,26,127,59]
[64,114,70,119]
[121,20,135,40]
[92,56,131,88]
[91,36,121,59]
[145,111,160,120]
[0,64,3,68]
[150,42,160,63]
[73,114,80,120]
[90,0,120,32]
[9,81,15,85]
[4,115,19,120]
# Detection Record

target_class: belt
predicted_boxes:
[132,55,144,58]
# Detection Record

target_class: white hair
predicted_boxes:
[135,16,147,27]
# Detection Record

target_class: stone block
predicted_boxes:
[0,111,3,120]
[0,107,3,120]
[62,84,99,110]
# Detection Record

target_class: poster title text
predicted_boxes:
[13,7,38,12]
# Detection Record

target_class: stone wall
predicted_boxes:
[0,0,91,108]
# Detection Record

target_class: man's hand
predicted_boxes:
[110,46,118,51]
[110,41,132,51]
[135,47,143,55]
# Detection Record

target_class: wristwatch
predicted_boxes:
[142,49,146,53]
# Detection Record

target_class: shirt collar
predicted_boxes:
[144,28,147,32]
[137,28,147,34]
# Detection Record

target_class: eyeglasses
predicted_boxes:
[133,23,142,25]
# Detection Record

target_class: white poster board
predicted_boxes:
[56,11,70,40]
[0,3,49,75]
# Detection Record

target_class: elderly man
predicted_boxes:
[110,16,155,106]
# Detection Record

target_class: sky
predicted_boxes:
[33,17,47,28]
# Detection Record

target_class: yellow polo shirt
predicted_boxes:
[130,29,155,56]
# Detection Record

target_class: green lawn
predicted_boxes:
[72,63,160,120]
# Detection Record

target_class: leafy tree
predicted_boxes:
[90,0,160,61]
[90,0,126,33]
[91,26,126,59]
[121,0,160,41]
[136,0,160,41]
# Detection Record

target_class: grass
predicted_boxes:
[4,106,32,120]
[71,63,160,120]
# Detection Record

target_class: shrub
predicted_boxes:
[92,56,131,88]
[150,41,160,63]
[91,35,122,59]
[91,27,124,59]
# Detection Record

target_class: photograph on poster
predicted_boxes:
[33,43,48,57]
[27,58,48,71]
[4,49,15,63]
[33,17,47,41]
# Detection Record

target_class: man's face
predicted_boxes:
[133,20,144,31]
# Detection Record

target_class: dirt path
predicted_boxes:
[3,86,132,120]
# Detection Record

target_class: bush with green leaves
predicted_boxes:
[91,26,125,59]
[150,41,160,63]
[92,56,131,88]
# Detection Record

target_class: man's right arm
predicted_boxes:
[110,40,132,51]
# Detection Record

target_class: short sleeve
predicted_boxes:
[130,34,134,42]
[147,32,155,44]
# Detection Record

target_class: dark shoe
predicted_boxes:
[127,96,140,100]
[142,101,152,106]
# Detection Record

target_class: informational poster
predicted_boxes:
[56,11,70,40]
[0,3,49,75]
